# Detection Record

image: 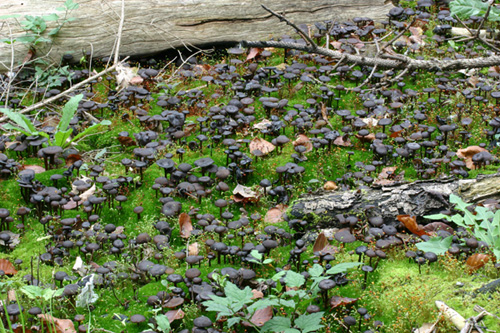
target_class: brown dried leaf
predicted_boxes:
[246,47,263,61]
[117,136,137,147]
[423,222,454,234]
[165,309,185,323]
[330,296,358,309]
[466,253,490,273]
[334,135,351,147]
[313,232,328,253]
[456,146,488,169]
[0,258,17,275]
[65,154,82,166]
[188,242,199,256]
[232,184,260,203]
[251,289,264,299]
[397,215,429,237]
[264,204,287,224]
[249,137,275,156]
[179,213,193,239]
[250,306,273,327]
[323,181,338,191]
[293,134,313,153]
[38,314,76,333]
[409,27,425,46]
[22,165,45,174]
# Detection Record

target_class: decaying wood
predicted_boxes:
[289,173,500,228]
[0,0,394,72]
[242,5,500,71]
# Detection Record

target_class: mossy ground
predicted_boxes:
[1,3,500,332]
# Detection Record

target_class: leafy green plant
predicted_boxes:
[0,94,111,149]
[0,0,79,48]
[248,249,274,265]
[143,308,171,333]
[424,194,500,261]
[34,65,74,89]
[450,0,500,22]
[416,235,454,255]
[20,285,64,333]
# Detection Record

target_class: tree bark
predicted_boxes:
[288,173,500,228]
[0,0,394,72]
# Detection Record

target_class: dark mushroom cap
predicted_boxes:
[334,230,356,243]
[185,268,201,279]
[318,279,336,290]
[193,316,212,328]
[130,314,146,324]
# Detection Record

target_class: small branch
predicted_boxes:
[114,0,125,65]
[261,5,317,50]
[476,0,494,39]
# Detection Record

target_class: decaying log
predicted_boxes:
[0,0,394,72]
[288,173,500,228]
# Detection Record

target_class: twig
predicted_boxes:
[0,60,127,123]
[476,0,494,39]
[114,0,125,65]
[261,5,317,50]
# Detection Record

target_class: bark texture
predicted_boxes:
[288,173,500,228]
[0,0,394,72]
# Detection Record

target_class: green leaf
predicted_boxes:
[224,282,254,311]
[283,270,305,288]
[70,120,109,143]
[155,314,171,332]
[48,26,62,36]
[424,213,451,221]
[0,108,37,135]
[1,123,32,136]
[58,94,83,132]
[295,312,325,333]
[415,236,453,255]
[247,299,280,314]
[202,300,232,318]
[42,288,64,301]
[308,264,324,278]
[227,317,241,328]
[42,14,60,22]
[261,317,293,333]
[278,299,296,309]
[0,14,21,19]
[326,262,362,275]
[450,0,500,22]
[20,285,44,299]
[54,129,72,148]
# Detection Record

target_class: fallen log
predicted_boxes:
[288,173,500,228]
[0,0,394,72]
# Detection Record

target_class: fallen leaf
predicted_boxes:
[252,119,272,131]
[323,181,338,191]
[397,215,429,237]
[249,137,275,156]
[264,204,288,224]
[313,232,328,253]
[423,222,454,234]
[293,134,313,153]
[179,213,193,239]
[165,309,185,323]
[22,165,45,174]
[251,289,264,299]
[232,184,260,203]
[250,306,273,327]
[333,135,352,147]
[65,154,82,166]
[466,253,490,273]
[330,296,358,309]
[409,27,425,46]
[246,47,263,61]
[456,146,488,169]
[117,136,137,147]
[188,242,199,256]
[129,76,144,85]
[38,314,76,333]
[0,259,17,275]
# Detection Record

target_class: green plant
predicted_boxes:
[0,0,79,49]
[0,94,111,149]
[34,64,74,89]
[20,285,64,333]
[247,249,274,265]
[450,0,500,22]
[143,308,170,333]
[424,194,500,261]
[416,235,453,255]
